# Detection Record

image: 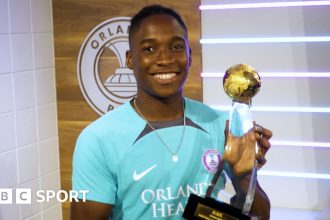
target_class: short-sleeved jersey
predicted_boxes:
[72,98,228,219]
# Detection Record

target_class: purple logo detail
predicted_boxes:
[202,149,221,173]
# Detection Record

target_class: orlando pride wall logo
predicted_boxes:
[77,17,136,115]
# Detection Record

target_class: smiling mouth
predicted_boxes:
[152,73,177,80]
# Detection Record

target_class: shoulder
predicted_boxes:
[184,98,227,146]
[185,97,228,123]
[73,101,136,167]
[74,101,141,155]
[80,101,135,137]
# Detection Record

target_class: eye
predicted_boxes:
[142,46,156,54]
[171,42,185,51]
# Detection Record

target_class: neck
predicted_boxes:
[133,95,185,121]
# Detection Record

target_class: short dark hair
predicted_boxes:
[129,4,188,47]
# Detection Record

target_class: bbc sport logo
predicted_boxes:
[0,188,89,204]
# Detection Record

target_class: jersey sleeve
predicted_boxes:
[72,128,117,204]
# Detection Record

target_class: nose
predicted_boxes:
[156,48,174,65]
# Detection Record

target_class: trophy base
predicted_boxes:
[183,194,258,220]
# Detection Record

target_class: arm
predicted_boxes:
[71,129,117,220]
[251,181,270,219]
[71,200,112,220]
[230,175,270,219]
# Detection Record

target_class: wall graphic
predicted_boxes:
[77,17,136,115]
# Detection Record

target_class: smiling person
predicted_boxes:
[71,4,272,220]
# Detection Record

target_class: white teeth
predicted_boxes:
[153,73,176,80]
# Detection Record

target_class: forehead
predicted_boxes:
[133,14,187,42]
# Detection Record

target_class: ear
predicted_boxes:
[188,47,192,68]
[126,50,133,69]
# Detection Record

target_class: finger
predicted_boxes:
[256,145,266,162]
[256,133,271,151]
[256,154,267,167]
[254,124,273,139]
[256,142,265,156]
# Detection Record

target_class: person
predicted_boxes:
[71,4,273,220]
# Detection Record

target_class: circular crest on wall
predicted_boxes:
[77,17,136,115]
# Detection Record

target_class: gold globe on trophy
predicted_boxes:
[223,64,261,105]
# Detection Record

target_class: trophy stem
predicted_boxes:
[205,160,225,198]
[242,159,258,215]
[205,158,259,214]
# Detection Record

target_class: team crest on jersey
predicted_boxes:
[202,149,221,173]
[77,17,136,115]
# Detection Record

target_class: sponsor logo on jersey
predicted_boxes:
[202,149,221,173]
[77,17,136,115]
[133,164,158,181]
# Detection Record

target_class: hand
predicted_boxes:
[223,121,272,176]
[254,122,272,169]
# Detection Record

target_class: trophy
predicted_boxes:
[183,64,261,220]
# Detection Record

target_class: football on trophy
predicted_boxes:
[223,64,261,104]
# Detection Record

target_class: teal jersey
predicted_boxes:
[72,98,228,219]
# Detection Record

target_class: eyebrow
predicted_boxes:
[139,38,156,46]
[139,35,187,46]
